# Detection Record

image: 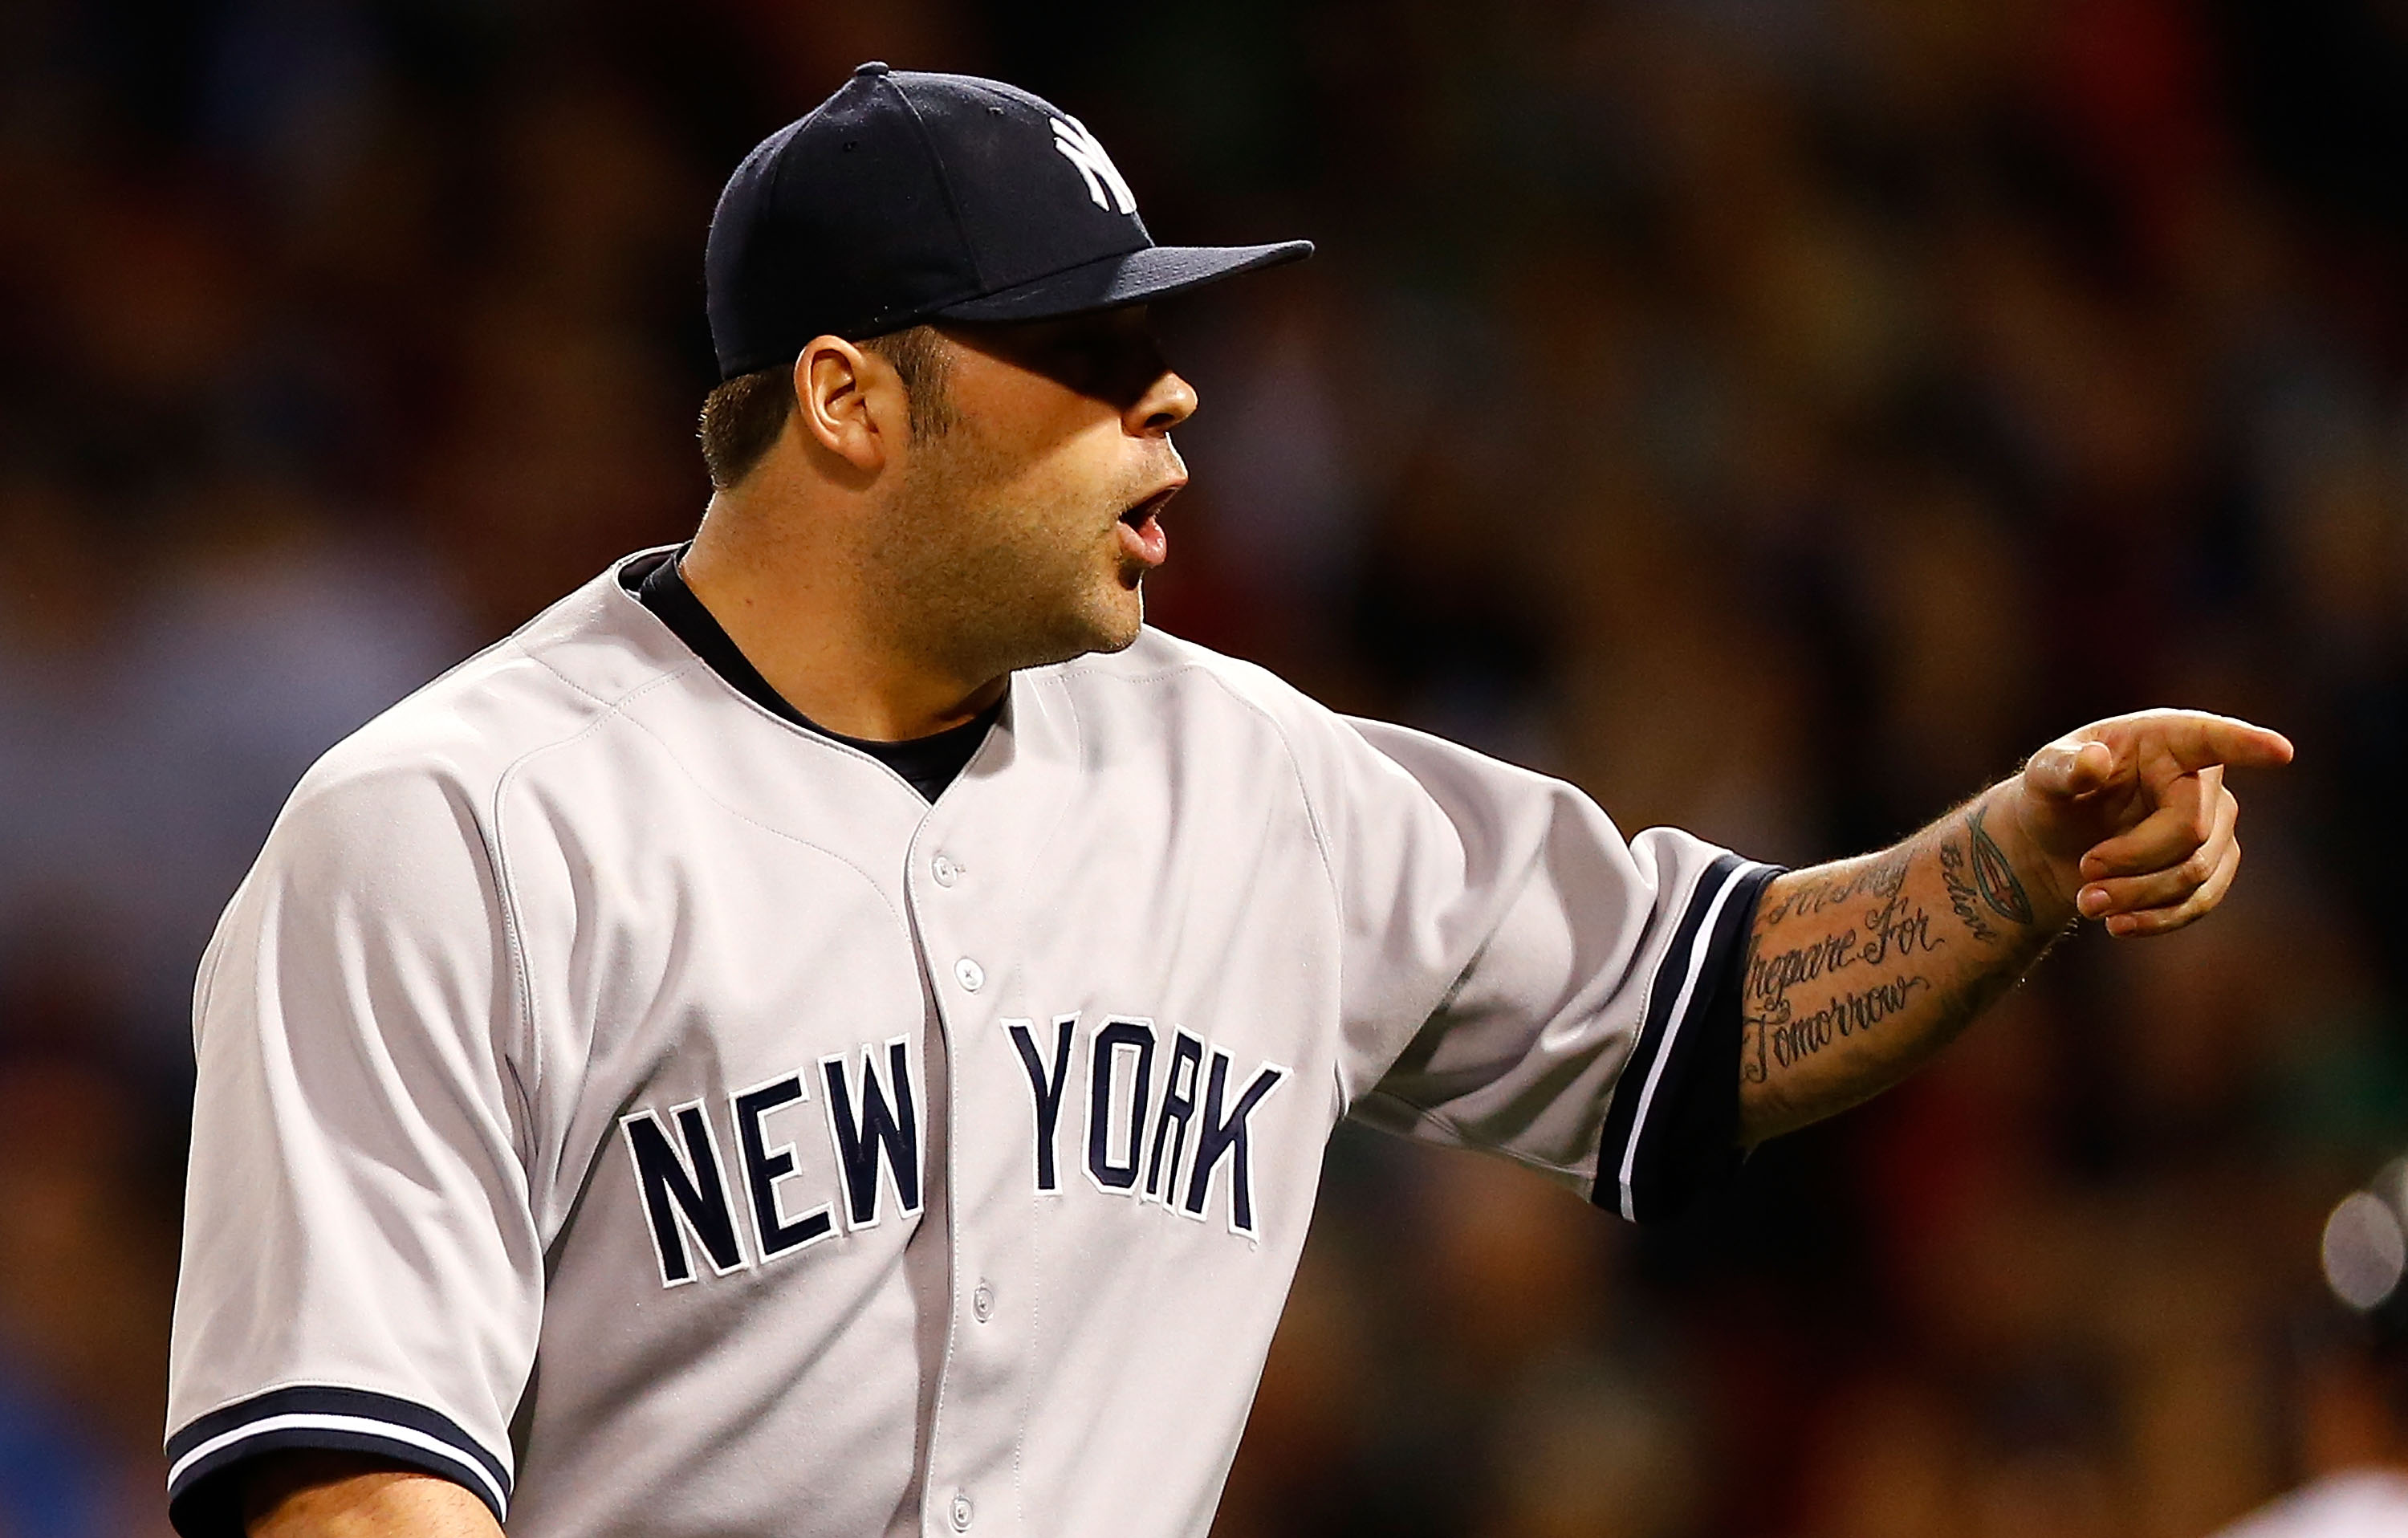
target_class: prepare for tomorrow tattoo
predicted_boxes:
[1743,974,1931,1082]
[1747,902,1945,1024]
[1740,801,2046,1092]
[1747,930,1860,1025]
[1857,886,1944,968]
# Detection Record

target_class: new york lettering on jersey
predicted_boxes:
[619,1015,1286,1288]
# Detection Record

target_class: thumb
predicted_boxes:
[2025,738,2114,800]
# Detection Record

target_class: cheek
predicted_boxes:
[990,409,1134,506]
[933,463,1105,588]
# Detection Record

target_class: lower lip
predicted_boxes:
[1117,511,1167,568]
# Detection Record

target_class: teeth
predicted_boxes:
[1119,485,1181,528]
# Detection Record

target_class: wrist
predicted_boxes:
[1976,778,2082,929]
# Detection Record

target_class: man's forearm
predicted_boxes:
[1735,783,2073,1145]
[245,1454,502,1538]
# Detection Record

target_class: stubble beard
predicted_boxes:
[869,420,1155,684]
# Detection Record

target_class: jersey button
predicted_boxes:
[953,957,985,993]
[932,853,961,886]
[950,1492,974,1532]
[972,1281,994,1322]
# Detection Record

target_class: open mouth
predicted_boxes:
[1115,485,1179,570]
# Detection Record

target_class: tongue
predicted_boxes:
[1117,509,1168,568]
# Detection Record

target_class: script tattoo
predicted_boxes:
[1739,811,2065,1113]
[1857,886,1943,968]
[1751,905,1943,1027]
[1937,839,2001,944]
[1966,808,2035,928]
[1755,847,1912,926]
[1745,975,1931,1081]
[1748,930,1861,1026]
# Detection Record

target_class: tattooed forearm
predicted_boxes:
[1746,974,1930,1082]
[1737,791,2069,1141]
[1965,806,2035,927]
[1755,845,1912,926]
[1750,904,1944,1027]
[1936,840,2000,945]
[1857,890,1943,966]
[1747,930,1861,1026]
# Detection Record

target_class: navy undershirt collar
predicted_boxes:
[622,549,1001,804]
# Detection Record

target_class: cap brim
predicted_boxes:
[931,240,1313,324]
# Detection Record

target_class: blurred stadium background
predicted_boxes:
[3,0,2406,1533]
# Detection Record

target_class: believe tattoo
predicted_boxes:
[1937,839,2001,945]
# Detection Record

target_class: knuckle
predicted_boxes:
[2180,851,2215,885]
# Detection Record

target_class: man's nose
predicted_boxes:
[1128,368,1198,436]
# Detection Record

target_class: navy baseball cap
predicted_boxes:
[705,63,1313,380]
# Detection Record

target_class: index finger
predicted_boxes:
[2116,711,2294,775]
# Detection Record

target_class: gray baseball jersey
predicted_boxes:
[166,548,1776,1538]
[2212,1473,2408,1537]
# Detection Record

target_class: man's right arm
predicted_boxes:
[1734,710,2288,1145]
[170,760,537,1538]
[244,1454,502,1537]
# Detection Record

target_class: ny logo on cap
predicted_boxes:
[1050,115,1137,216]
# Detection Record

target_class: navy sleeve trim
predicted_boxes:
[165,1385,510,1536]
[1594,855,1783,1224]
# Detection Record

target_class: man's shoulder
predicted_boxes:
[291,555,694,818]
[1043,626,1332,734]
[1041,629,1541,786]
[1034,628,1464,825]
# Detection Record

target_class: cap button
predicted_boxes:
[855,60,891,76]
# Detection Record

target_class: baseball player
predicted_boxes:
[165,65,2291,1538]
[2210,1164,2408,1536]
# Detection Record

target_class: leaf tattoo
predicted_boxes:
[1967,807,2035,927]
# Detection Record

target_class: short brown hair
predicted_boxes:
[697,326,955,490]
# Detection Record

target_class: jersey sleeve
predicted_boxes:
[1314,714,1780,1223]
[165,759,540,1535]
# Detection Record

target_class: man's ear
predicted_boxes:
[792,336,906,474]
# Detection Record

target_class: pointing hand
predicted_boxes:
[1994,710,2294,938]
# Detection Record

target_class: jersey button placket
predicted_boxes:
[950,1492,974,1532]
[971,1280,994,1323]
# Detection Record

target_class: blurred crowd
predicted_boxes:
[2,0,2406,1534]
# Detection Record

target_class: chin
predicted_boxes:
[1064,609,1143,661]
[1097,587,1146,650]
[1071,574,1146,655]
[1007,595,1143,673]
